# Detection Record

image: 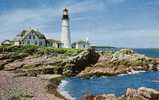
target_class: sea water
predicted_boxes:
[58,49,159,100]
[58,72,159,100]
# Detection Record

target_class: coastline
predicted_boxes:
[57,71,153,100]
[0,46,159,99]
[57,80,75,100]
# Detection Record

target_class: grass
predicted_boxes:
[5,87,33,100]
[0,45,83,56]
[8,96,21,100]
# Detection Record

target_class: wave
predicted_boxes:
[151,80,159,83]
[118,70,146,76]
[127,70,146,74]
[57,80,75,100]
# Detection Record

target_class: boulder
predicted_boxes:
[62,49,99,76]
[138,87,159,99]
[83,95,95,100]
[125,87,159,100]
[83,94,117,100]
[4,61,24,71]
[83,87,159,100]
[95,94,117,100]
[126,88,138,97]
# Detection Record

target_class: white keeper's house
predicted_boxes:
[2,8,90,49]
[14,28,63,48]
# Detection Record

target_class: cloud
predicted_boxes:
[67,0,104,14]
[0,0,105,42]
[71,16,89,21]
[0,9,46,38]
[0,7,60,42]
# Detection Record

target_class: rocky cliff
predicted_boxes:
[1,46,159,78]
[0,45,99,76]
[78,49,159,78]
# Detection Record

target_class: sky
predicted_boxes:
[0,0,159,48]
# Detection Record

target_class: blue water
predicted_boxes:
[96,48,159,58]
[61,72,159,100]
[134,48,159,58]
[59,49,159,100]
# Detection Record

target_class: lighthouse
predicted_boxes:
[61,8,71,48]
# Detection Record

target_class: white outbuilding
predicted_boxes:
[72,40,90,49]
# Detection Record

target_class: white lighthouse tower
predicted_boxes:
[61,8,71,48]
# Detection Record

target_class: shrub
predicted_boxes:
[8,96,21,100]
[0,45,83,56]
[6,88,23,100]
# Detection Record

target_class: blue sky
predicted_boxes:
[0,0,159,48]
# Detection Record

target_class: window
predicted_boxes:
[61,43,64,48]
[83,44,85,48]
[33,35,35,39]
[29,35,31,39]
[27,40,30,44]
[39,41,42,46]
[58,43,60,48]
[35,41,37,45]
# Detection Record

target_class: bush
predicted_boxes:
[6,88,23,100]
[8,96,21,100]
[0,45,83,56]
[0,45,38,54]
[10,52,29,60]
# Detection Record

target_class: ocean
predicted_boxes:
[58,48,159,100]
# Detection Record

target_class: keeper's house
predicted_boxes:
[14,28,63,48]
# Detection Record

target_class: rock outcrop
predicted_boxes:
[0,45,99,76]
[61,49,99,76]
[83,94,117,100]
[83,87,159,100]
[0,46,158,78]
[123,87,159,100]
[78,49,159,78]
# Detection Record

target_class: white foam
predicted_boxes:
[118,74,127,76]
[151,80,159,83]
[118,70,146,76]
[57,80,75,100]
[127,70,146,74]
